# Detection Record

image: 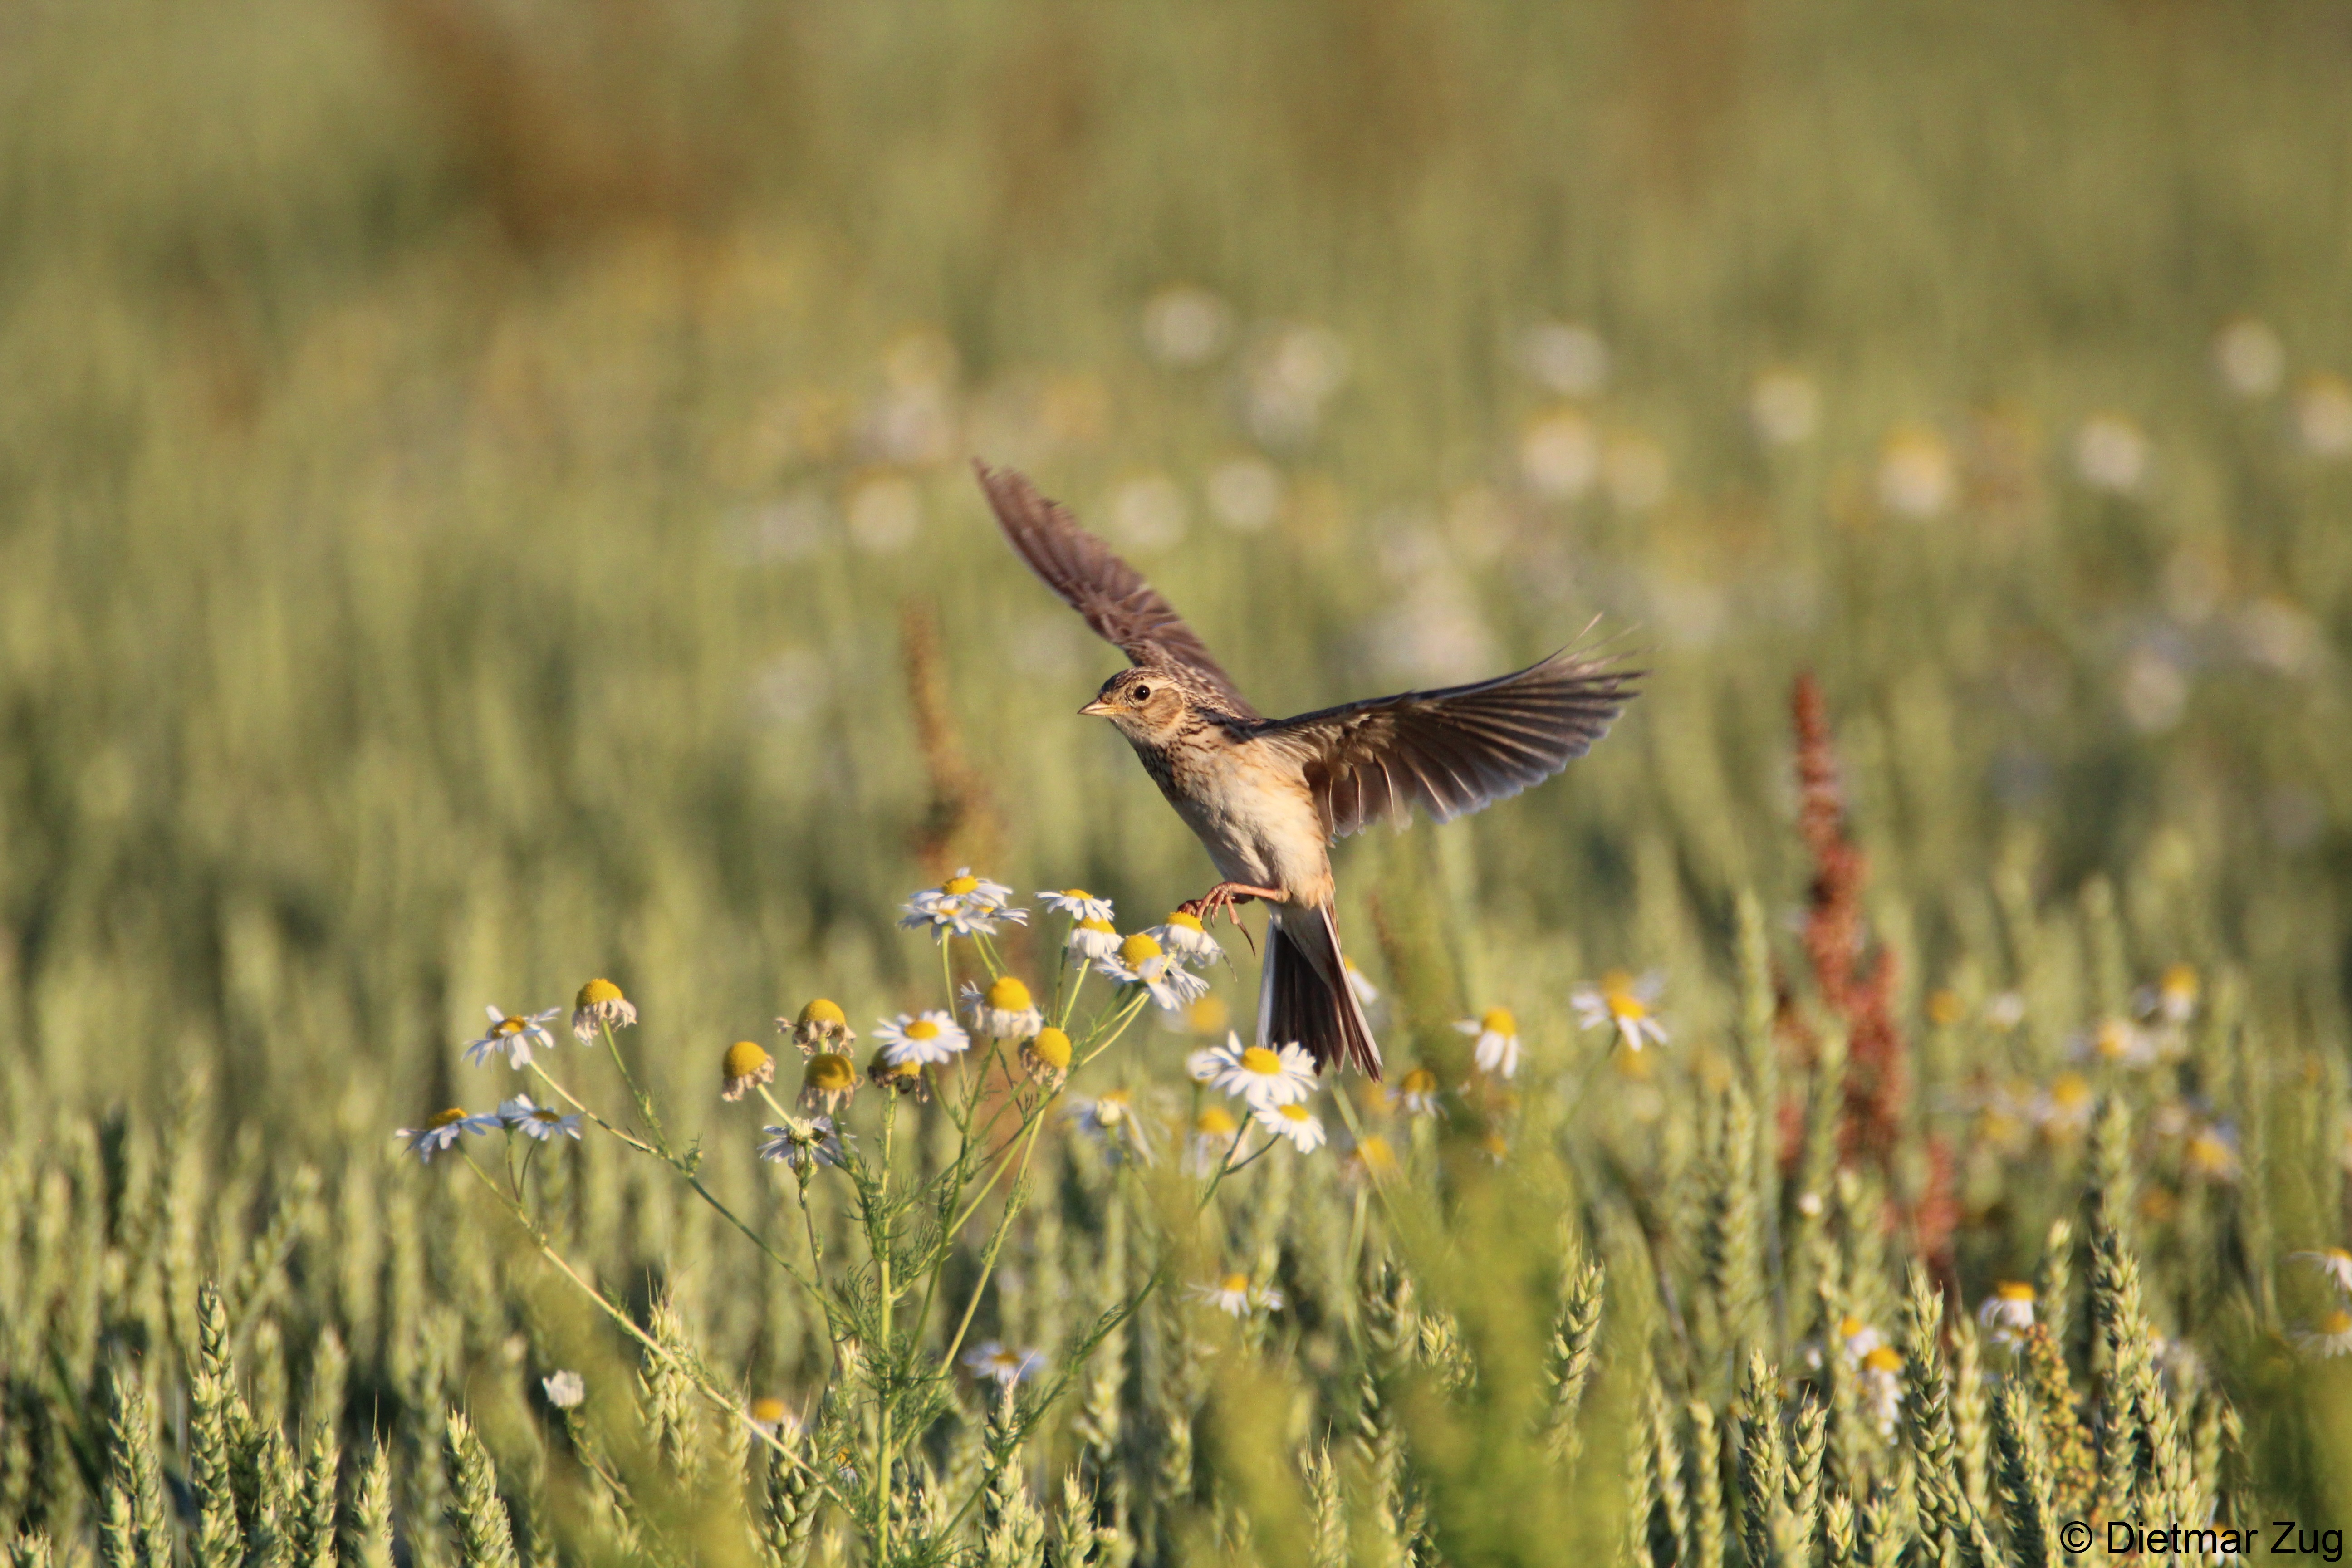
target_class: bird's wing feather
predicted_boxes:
[975,461,1258,717]
[1254,647,1638,838]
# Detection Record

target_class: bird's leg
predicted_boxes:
[1179,882,1286,931]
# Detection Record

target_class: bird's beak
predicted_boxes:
[1078,698,1117,717]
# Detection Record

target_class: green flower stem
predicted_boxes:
[874,1092,898,1559]
[939,1107,1053,1373]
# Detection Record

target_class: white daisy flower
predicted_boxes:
[1184,1105,1244,1175]
[1977,1282,2036,1348]
[1455,1007,1523,1078]
[1253,1098,1326,1153]
[899,869,1028,940]
[2072,1018,2156,1068]
[1038,888,1116,924]
[759,1115,851,1174]
[464,1005,562,1070]
[1806,1314,1883,1370]
[961,975,1044,1040]
[542,1370,586,1409]
[1096,933,1210,1012]
[1190,1272,1283,1318]
[873,1010,971,1066]
[1858,1347,1904,1436]
[2294,1308,2352,1359]
[1147,911,1224,965]
[1343,959,1380,1008]
[1390,1067,1443,1118]
[497,1095,583,1142]
[1066,1090,1155,1164]
[2134,964,2199,1025]
[394,1107,500,1163]
[1186,1032,1317,1110]
[1066,917,1123,963]
[1570,972,1670,1053]
[2293,1248,2352,1295]
[962,1342,1047,1387]
[1984,991,2028,1029]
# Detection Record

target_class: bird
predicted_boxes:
[975,461,1637,1079]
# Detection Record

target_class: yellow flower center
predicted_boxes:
[1028,1028,1072,1070]
[1079,917,1115,935]
[1275,1102,1310,1124]
[497,1016,528,1035]
[1995,1282,2036,1302]
[1862,1346,1902,1373]
[1166,911,1204,932]
[906,1019,941,1040]
[942,875,980,895]
[2326,1310,2352,1336]
[1401,1068,1437,1095]
[1925,988,1963,1026]
[1118,933,1164,967]
[1481,1007,1518,1036]
[531,1108,562,1124]
[1607,994,1646,1022]
[2161,963,2197,998]
[1220,1273,1250,1293]
[429,1107,469,1129]
[577,977,624,1007]
[724,1041,770,1079]
[986,976,1033,1011]
[2094,1021,2133,1058]
[1061,887,1091,900]
[799,998,847,1028]
[805,1053,855,1091]
[2328,1249,2352,1265]
[1186,996,1229,1034]
[749,1397,787,1424]
[1480,1132,1509,1159]
[1356,1136,1397,1171]
[1600,969,1636,995]
[1838,1316,1865,1339]
[1196,1106,1237,1135]
[1240,1046,1283,1075]
[1093,1091,1130,1124]
[2050,1073,2091,1107]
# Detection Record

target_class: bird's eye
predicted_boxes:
[1132,685,1151,702]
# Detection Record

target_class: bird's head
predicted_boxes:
[1079,666,1195,744]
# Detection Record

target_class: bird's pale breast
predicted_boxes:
[1137,731,1333,905]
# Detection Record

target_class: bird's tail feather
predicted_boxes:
[1259,904,1382,1078]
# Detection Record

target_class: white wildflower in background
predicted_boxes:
[2030,1073,2097,1139]
[1749,369,1820,446]
[2074,1018,2156,1068]
[2296,374,2352,459]
[542,1370,586,1410]
[570,978,637,1044]
[2214,317,2286,399]
[2135,964,2199,1025]
[963,1342,1047,1387]
[1096,933,1210,1012]
[1519,410,1600,500]
[2119,642,2190,733]
[844,474,922,554]
[2184,1121,2240,1183]
[759,1115,851,1174]
[1858,1346,1904,1435]
[1346,1135,1400,1184]
[395,1108,498,1163]
[1391,1067,1442,1118]
[1985,991,2028,1029]
[1978,1282,2037,1348]
[1191,1272,1283,1318]
[1206,457,1283,530]
[464,1005,561,1070]
[1806,1314,1884,1370]
[1515,321,1609,397]
[1185,1106,1242,1174]
[498,1095,583,1142]
[748,1396,794,1438]
[1066,917,1122,963]
[1343,959,1380,1008]
[962,976,1043,1040]
[874,1012,971,1067]
[1877,424,1956,518]
[1067,1090,1154,1163]
[900,869,1026,940]
[1243,323,1349,446]
[2294,1308,2352,1359]
[1109,474,1188,551]
[1187,1033,1317,1110]
[1455,1008,1522,1078]
[1253,1099,1327,1153]
[1037,888,1115,924]
[2292,1248,2352,1295]
[1572,972,1669,1054]
[2073,414,2150,495]
[1142,286,1234,367]
[1147,911,1224,965]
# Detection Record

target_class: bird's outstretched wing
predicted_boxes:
[975,461,1259,718]
[1253,648,1638,838]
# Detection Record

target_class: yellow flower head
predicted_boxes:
[1994,1281,2036,1303]
[1926,989,1964,1027]
[721,1041,775,1102]
[749,1396,788,1426]
[801,1052,858,1111]
[2325,1310,2352,1337]
[1481,1006,1519,1037]
[571,979,638,1042]
[1196,1105,1238,1137]
[429,1107,469,1130]
[1352,1135,1399,1177]
[577,978,624,1009]
[942,874,980,896]
[1027,1026,1073,1073]
[986,975,1033,1012]
[1166,911,1205,933]
[1862,1346,1902,1374]
[1118,932,1164,968]
[791,998,854,1053]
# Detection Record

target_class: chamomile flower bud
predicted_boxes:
[1021,1027,1072,1087]
[1148,911,1223,965]
[1191,1273,1282,1317]
[394,1107,499,1163]
[497,1095,583,1142]
[464,1005,562,1070]
[963,975,1043,1040]
[801,1052,858,1112]
[1066,917,1122,962]
[1391,1067,1442,1117]
[542,1370,586,1409]
[874,1010,970,1067]
[721,1041,775,1102]
[1038,888,1115,924]
[1097,932,1210,1012]
[1455,1008,1523,1078]
[783,998,855,1055]
[571,978,637,1043]
[1187,1032,1317,1110]
[1253,1098,1326,1153]
[867,1054,931,1100]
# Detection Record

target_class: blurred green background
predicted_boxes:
[1,0,2346,1118]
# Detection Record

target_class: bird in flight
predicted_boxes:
[975,462,1637,1079]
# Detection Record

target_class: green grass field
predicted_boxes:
[3,0,2351,1562]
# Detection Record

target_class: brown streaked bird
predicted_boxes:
[975,461,1637,1079]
